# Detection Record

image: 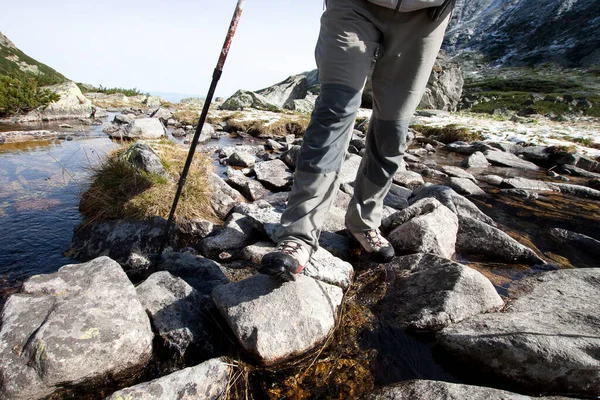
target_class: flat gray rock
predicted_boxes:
[457,215,545,264]
[547,228,600,263]
[388,198,458,259]
[112,117,167,140]
[554,183,600,200]
[483,150,540,171]
[254,159,293,190]
[106,358,231,400]
[226,169,267,201]
[479,175,504,186]
[410,185,495,226]
[444,177,486,196]
[338,153,363,185]
[393,170,425,189]
[561,164,600,179]
[366,380,565,399]
[501,177,559,192]
[376,254,503,331]
[212,274,343,365]
[438,268,600,397]
[0,257,153,400]
[440,166,476,182]
[233,200,283,241]
[461,151,491,168]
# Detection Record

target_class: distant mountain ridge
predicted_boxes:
[444,0,600,67]
[0,31,67,86]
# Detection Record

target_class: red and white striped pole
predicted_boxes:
[155,0,246,265]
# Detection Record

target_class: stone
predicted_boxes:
[440,166,476,182]
[367,380,558,400]
[444,177,486,196]
[588,178,600,190]
[122,142,168,177]
[254,159,293,191]
[114,114,135,124]
[515,145,553,162]
[209,172,246,219]
[228,151,256,168]
[220,90,279,112]
[150,107,173,122]
[0,257,153,400]
[226,169,267,201]
[288,98,315,113]
[483,150,540,171]
[338,153,363,185]
[304,246,354,289]
[112,118,167,140]
[157,250,229,299]
[547,228,600,258]
[200,213,262,259]
[177,218,214,239]
[40,81,93,121]
[265,138,286,151]
[318,231,351,261]
[410,185,495,226]
[456,215,545,264]
[106,358,231,400]
[388,198,459,259]
[554,183,600,200]
[280,145,301,170]
[375,253,503,332]
[67,217,179,272]
[561,164,600,179]
[393,170,425,189]
[233,201,283,241]
[256,72,310,108]
[418,54,464,111]
[557,154,599,172]
[479,174,504,186]
[212,274,343,365]
[384,183,412,210]
[218,145,264,158]
[501,189,540,200]
[461,151,491,168]
[438,268,600,397]
[501,177,559,192]
[136,272,209,360]
[145,96,162,108]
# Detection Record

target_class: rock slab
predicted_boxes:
[0,257,153,400]
[212,274,343,365]
[106,358,232,400]
[438,268,600,397]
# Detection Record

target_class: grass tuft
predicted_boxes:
[80,143,216,223]
[411,124,483,144]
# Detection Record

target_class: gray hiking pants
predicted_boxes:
[275,0,451,252]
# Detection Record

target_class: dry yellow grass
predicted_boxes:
[80,143,216,223]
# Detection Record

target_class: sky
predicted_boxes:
[0,0,324,98]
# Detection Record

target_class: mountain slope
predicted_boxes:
[0,31,67,86]
[444,0,600,67]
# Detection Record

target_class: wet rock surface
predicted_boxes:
[0,257,153,400]
[438,268,600,397]
[212,274,343,365]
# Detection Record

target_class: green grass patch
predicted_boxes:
[465,77,583,94]
[411,124,483,144]
[80,144,216,223]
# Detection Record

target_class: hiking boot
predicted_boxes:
[259,241,311,282]
[349,229,395,263]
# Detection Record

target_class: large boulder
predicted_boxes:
[0,257,153,400]
[67,217,181,272]
[418,54,464,111]
[212,274,343,365]
[40,81,93,121]
[375,254,504,331]
[456,215,545,264]
[106,358,232,400]
[110,118,167,140]
[483,150,540,171]
[256,72,309,108]
[220,90,279,112]
[438,268,600,397]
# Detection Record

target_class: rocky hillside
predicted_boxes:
[0,31,67,86]
[445,0,600,67]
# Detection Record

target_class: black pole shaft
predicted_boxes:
[153,0,246,268]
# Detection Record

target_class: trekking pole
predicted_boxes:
[153,0,246,269]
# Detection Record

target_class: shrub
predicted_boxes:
[76,83,146,97]
[80,144,216,222]
[0,74,59,117]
